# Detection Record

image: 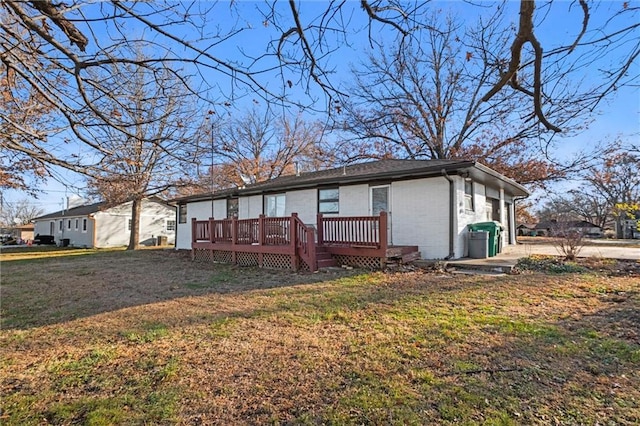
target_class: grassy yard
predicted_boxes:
[1,248,638,425]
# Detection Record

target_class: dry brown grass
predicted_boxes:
[1,248,639,425]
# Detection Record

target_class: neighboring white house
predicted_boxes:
[534,220,603,238]
[32,198,176,248]
[173,159,530,260]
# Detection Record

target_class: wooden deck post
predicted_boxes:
[191,218,197,260]
[379,211,388,251]
[290,213,299,271]
[316,213,324,245]
[208,217,214,243]
[231,217,237,265]
[258,214,265,267]
[208,217,214,262]
[307,228,317,272]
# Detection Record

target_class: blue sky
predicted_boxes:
[4,1,639,214]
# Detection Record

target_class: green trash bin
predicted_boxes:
[468,222,502,257]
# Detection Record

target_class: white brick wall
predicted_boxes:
[286,189,317,224]
[392,178,451,259]
[175,200,213,250]
[177,176,519,258]
[339,184,370,217]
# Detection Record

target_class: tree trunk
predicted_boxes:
[127,198,142,250]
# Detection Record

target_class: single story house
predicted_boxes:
[32,198,176,248]
[15,223,35,242]
[517,223,537,236]
[534,220,603,238]
[174,159,529,269]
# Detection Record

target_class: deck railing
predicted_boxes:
[191,212,387,271]
[191,214,316,271]
[317,211,388,249]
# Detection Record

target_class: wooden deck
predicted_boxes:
[191,212,419,271]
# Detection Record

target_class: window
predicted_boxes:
[464,180,474,211]
[82,218,87,232]
[227,198,239,218]
[167,220,176,231]
[265,193,286,217]
[371,186,389,216]
[127,219,132,231]
[318,188,339,214]
[67,219,72,229]
[50,222,55,235]
[59,220,63,232]
[75,219,79,230]
[178,204,187,224]
[485,201,493,221]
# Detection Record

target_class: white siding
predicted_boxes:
[94,200,175,248]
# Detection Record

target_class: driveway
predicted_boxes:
[500,241,640,261]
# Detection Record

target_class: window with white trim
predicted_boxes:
[127,218,132,231]
[178,204,187,223]
[166,220,176,231]
[227,198,239,218]
[74,219,79,230]
[318,188,339,214]
[464,180,474,211]
[265,193,286,217]
[82,218,87,232]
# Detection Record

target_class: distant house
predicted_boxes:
[174,159,529,269]
[15,223,34,241]
[535,220,603,237]
[516,223,536,236]
[32,198,176,248]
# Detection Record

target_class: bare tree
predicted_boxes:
[193,109,334,190]
[537,142,639,236]
[335,10,592,185]
[0,198,44,226]
[1,1,637,189]
[583,149,640,237]
[84,60,199,250]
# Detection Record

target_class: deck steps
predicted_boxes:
[316,245,337,269]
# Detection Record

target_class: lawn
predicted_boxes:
[1,248,638,425]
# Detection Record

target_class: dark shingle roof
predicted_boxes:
[173,159,530,203]
[535,220,600,229]
[33,201,107,220]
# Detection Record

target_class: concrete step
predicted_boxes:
[412,259,514,275]
[446,262,514,274]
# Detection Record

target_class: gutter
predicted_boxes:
[441,169,456,260]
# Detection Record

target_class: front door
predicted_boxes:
[370,185,392,244]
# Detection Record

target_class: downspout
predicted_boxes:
[441,169,456,260]
[513,196,528,245]
[89,215,97,248]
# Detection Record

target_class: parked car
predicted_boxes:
[33,234,57,245]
